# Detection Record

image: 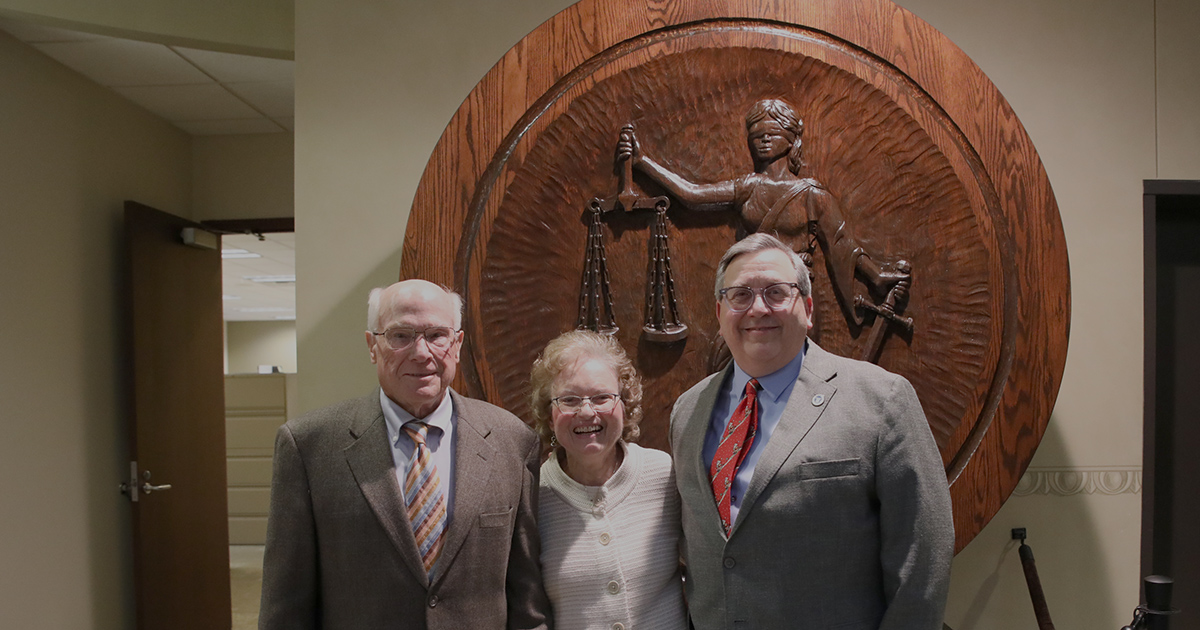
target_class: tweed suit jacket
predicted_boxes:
[670,341,954,630]
[258,389,551,630]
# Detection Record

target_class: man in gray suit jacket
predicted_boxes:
[671,234,954,630]
[259,280,551,630]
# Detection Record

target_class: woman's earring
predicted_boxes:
[550,434,559,449]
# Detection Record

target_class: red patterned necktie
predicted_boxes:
[710,379,760,536]
[403,422,447,576]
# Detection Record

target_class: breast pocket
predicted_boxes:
[794,457,861,480]
[478,507,513,530]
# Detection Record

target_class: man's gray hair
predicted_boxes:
[714,233,812,298]
[367,283,465,331]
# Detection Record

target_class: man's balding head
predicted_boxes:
[365,280,465,418]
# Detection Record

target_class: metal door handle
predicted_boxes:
[142,482,173,494]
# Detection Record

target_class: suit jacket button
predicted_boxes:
[428,595,439,608]
[607,580,621,594]
[723,557,736,569]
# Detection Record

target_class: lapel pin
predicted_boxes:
[811,393,825,406]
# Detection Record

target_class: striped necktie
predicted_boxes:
[403,421,447,576]
[710,378,760,536]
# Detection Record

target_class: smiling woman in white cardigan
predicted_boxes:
[529,330,686,630]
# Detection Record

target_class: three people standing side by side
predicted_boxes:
[528,331,687,630]
[259,235,953,630]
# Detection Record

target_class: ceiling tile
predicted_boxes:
[175,118,287,135]
[173,46,293,83]
[33,39,210,86]
[224,81,294,118]
[113,83,261,121]
[0,18,108,43]
[223,233,296,322]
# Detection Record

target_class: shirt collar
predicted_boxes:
[730,342,806,404]
[380,388,454,441]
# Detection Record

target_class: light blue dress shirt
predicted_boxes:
[380,389,457,524]
[702,346,806,527]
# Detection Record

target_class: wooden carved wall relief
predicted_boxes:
[401,0,1069,552]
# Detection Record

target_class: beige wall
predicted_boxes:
[294,1,1199,629]
[0,0,293,57]
[0,27,191,630]
[1156,0,1200,177]
[226,320,298,374]
[294,0,578,412]
[193,132,295,221]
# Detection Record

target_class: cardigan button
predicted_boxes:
[612,624,626,630]
[599,532,611,545]
[607,580,621,594]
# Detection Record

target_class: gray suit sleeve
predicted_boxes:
[875,376,955,630]
[505,436,554,630]
[258,424,319,630]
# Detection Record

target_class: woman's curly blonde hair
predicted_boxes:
[529,330,643,449]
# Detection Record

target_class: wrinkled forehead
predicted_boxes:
[377,289,457,329]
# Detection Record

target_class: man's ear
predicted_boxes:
[365,331,378,364]
[450,329,464,361]
[804,295,815,331]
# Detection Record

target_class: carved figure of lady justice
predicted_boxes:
[616,98,910,328]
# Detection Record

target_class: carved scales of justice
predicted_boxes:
[576,124,688,343]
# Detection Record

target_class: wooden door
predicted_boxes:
[124,201,230,629]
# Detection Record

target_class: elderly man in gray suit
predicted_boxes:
[671,233,954,630]
[259,279,551,630]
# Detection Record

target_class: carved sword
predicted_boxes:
[855,260,914,364]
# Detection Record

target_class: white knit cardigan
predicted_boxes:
[538,443,687,630]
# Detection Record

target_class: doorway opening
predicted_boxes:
[207,218,294,630]
[1142,179,1200,615]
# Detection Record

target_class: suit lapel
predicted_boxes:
[677,367,730,537]
[343,396,429,588]
[432,391,496,586]
[732,342,838,537]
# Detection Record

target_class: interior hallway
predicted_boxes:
[230,546,264,630]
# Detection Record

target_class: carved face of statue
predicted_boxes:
[366,281,463,419]
[746,119,795,166]
[717,248,813,377]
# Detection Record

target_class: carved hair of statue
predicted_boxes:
[744,99,806,175]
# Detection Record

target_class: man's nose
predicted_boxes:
[409,335,436,358]
[746,292,772,314]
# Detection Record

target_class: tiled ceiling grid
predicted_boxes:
[0,18,294,135]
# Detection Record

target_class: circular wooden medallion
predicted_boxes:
[402,0,1069,552]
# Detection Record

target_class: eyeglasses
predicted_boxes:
[372,326,460,351]
[718,282,802,312]
[551,393,621,414]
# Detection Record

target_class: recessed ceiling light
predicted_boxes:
[222,248,262,259]
[244,275,295,283]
